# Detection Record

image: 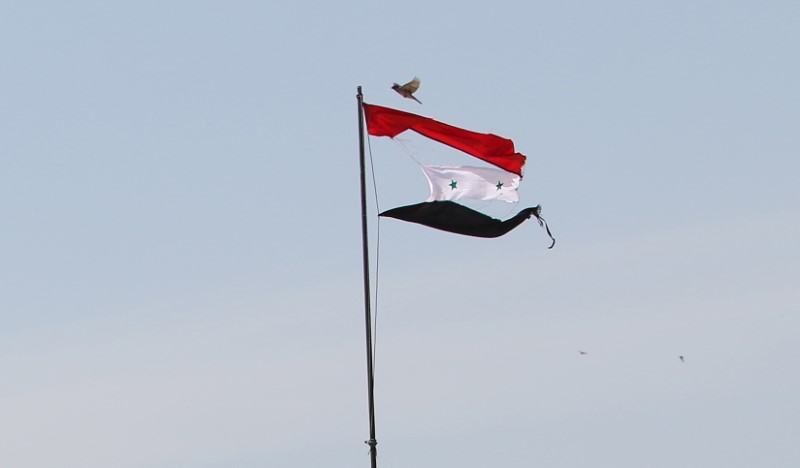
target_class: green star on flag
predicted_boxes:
[495,181,504,190]
[449,180,458,190]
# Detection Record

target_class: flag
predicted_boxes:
[380,201,555,247]
[421,165,520,203]
[363,103,526,176]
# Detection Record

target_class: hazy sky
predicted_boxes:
[2,1,799,467]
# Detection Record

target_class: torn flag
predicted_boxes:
[363,103,526,176]
[421,165,520,203]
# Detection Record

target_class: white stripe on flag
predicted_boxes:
[421,165,520,203]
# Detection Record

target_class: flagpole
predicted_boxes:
[357,86,378,468]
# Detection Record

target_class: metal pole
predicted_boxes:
[357,86,378,468]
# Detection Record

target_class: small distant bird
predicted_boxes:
[392,77,422,104]
[679,355,685,362]
[579,350,588,355]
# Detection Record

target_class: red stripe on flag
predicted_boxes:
[363,103,526,177]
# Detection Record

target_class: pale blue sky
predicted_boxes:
[2,1,799,467]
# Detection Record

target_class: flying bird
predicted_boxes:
[679,355,685,362]
[392,77,422,104]
[579,350,588,355]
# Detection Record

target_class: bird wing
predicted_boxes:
[400,77,420,93]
